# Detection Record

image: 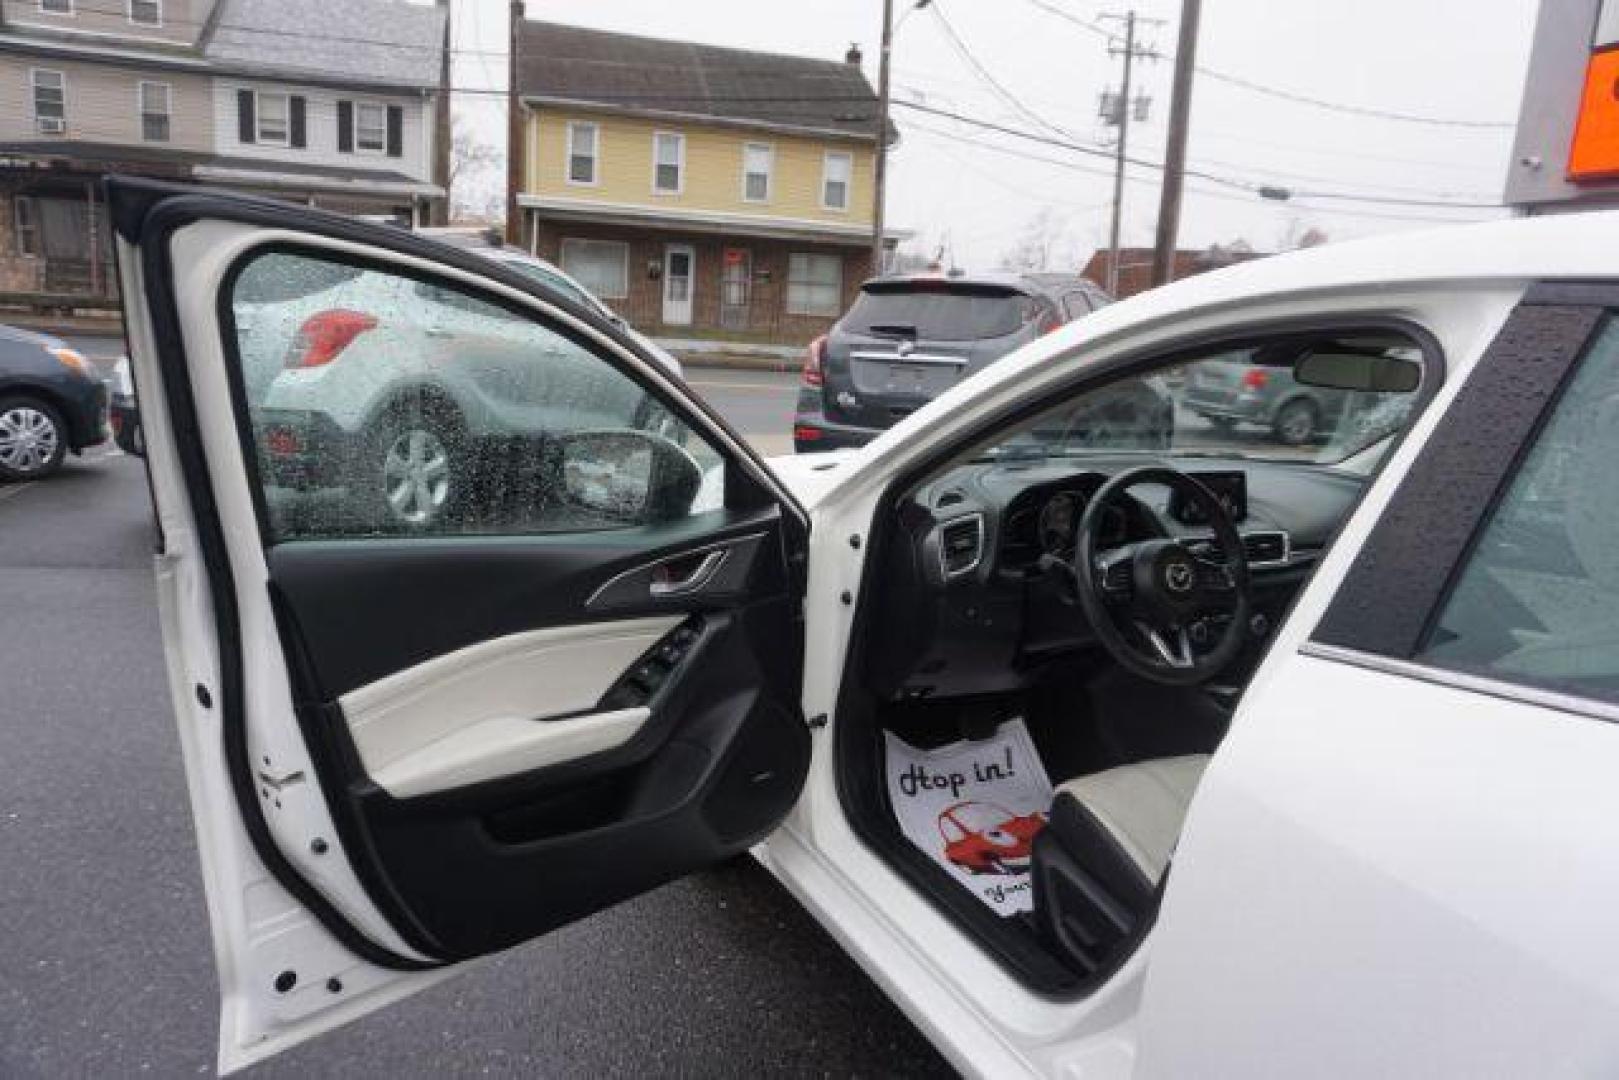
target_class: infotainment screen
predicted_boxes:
[1168,471,1248,525]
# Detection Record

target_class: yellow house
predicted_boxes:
[514,21,901,343]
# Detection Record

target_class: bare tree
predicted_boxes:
[999,208,1068,272]
[448,111,503,225]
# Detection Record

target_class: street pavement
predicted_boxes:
[0,374,949,1075]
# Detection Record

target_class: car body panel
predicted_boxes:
[111,179,809,1073]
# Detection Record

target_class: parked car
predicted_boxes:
[113,178,1619,1078]
[1180,346,1410,445]
[0,323,107,481]
[793,271,1112,451]
[417,227,683,377]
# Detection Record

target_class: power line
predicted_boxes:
[902,115,1500,224]
[1021,0,1515,130]
[927,1,1081,143]
[892,98,1503,208]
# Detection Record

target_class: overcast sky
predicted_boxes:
[445,0,1539,269]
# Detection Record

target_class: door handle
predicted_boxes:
[648,549,727,597]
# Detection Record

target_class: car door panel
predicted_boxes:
[110,178,811,1070]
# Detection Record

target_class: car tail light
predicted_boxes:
[794,425,824,443]
[1038,310,1062,335]
[1241,368,1270,390]
[801,334,827,387]
[286,309,378,369]
[264,426,303,457]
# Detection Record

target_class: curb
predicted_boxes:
[675,353,800,373]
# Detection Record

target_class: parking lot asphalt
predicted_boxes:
[0,436,949,1073]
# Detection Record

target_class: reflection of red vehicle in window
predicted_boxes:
[936,801,1047,876]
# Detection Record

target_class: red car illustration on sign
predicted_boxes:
[937,800,1047,875]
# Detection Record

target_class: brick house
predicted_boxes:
[0,0,445,304]
[1084,243,1269,300]
[513,21,904,345]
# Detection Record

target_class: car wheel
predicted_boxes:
[0,395,68,481]
[361,408,465,530]
[1272,398,1319,446]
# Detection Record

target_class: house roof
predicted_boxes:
[516,21,881,141]
[205,0,445,90]
[0,141,441,196]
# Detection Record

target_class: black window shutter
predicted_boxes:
[386,105,403,157]
[336,100,353,153]
[237,89,255,143]
[289,96,307,148]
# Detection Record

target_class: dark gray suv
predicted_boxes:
[793,272,1111,451]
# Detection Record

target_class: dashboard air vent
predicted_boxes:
[1241,531,1290,567]
[938,515,984,578]
[935,488,967,509]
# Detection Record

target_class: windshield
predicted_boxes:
[973,336,1422,467]
[501,259,606,315]
[844,285,1039,341]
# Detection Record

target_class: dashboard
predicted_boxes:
[865,455,1369,702]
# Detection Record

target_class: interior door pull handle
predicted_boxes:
[649,549,727,597]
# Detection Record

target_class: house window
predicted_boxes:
[14,196,41,257]
[822,151,853,211]
[129,0,161,25]
[787,253,844,317]
[39,0,72,13]
[355,103,387,153]
[742,143,773,202]
[652,132,685,195]
[32,69,66,133]
[559,238,628,300]
[139,81,171,142]
[567,122,599,185]
[256,92,289,145]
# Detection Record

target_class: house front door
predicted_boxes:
[662,244,695,326]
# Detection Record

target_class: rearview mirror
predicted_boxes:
[557,429,701,523]
[1294,351,1421,393]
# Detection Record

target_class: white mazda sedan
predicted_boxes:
[113,177,1619,1077]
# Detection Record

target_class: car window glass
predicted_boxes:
[1417,317,1619,702]
[844,287,1037,340]
[227,249,723,541]
[500,260,597,311]
[968,333,1422,466]
[1061,291,1092,319]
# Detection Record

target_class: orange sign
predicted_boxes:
[1569,48,1619,179]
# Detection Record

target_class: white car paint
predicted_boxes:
[129,202,1619,1076]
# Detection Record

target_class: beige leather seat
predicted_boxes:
[1032,754,1210,973]
[1052,754,1210,884]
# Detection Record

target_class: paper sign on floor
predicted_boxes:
[883,718,1053,917]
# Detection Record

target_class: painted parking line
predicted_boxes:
[0,482,38,504]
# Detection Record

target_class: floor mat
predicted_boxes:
[884,718,1053,916]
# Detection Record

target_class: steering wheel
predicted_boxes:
[1072,466,1251,686]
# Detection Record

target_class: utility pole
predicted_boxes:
[1104,11,1138,296]
[1151,0,1200,286]
[431,0,451,226]
[870,0,895,277]
[504,0,524,246]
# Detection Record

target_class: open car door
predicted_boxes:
[109,179,812,1072]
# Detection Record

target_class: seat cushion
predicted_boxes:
[1053,754,1210,886]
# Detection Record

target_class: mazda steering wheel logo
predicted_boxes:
[1165,562,1195,593]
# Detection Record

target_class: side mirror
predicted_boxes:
[557,429,701,523]
[1294,351,1421,393]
